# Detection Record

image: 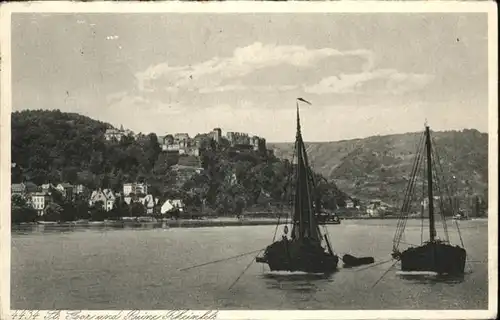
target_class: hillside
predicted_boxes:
[270,129,488,206]
[11,109,348,214]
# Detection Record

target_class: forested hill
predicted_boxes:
[12,109,115,185]
[11,109,348,213]
[270,129,488,205]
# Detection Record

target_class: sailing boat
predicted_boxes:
[391,125,467,275]
[256,98,339,274]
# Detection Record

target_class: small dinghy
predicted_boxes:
[342,254,375,267]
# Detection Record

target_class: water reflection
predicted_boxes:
[397,272,466,285]
[12,219,271,234]
[261,271,335,293]
[11,223,170,235]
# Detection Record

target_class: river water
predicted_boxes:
[11,219,488,310]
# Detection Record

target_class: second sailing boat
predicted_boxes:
[256,98,339,274]
[392,125,467,275]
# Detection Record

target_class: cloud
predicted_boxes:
[135,42,374,93]
[105,43,433,133]
[198,84,298,94]
[304,69,434,95]
[106,35,119,40]
[107,91,184,114]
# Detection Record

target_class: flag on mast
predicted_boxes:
[297,97,312,105]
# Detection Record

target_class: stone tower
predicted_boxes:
[212,128,222,143]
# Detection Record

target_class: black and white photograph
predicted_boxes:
[0,2,497,319]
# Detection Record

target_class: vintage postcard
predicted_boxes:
[1,1,498,320]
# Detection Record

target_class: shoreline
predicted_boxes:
[12,218,287,230]
[11,216,488,231]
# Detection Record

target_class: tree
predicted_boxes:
[145,133,161,170]
[11,109,357,218]
[11,195,39,224]
[50,187,65,205]
[60,201,77,222]
[11,194,27,208]
[61,167,79,184]
[43,203,63,222]
[11,165,24,184]
[75,197,91,220]
[130,202,146,219]
[109,197,129,220]
[90,201,107,221]
[101,174,111,189]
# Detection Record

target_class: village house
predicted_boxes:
[104,129,123,141]
[345,199,355,209]
[11,182,38,198]
[124,193,158,213]
[123,182,148,196]
[173,133,189,143]
[104,125,134,142]
[41,183,54,191]
[56,183,74,200]
[160,199,184,215]
[72,184,87,197]
[139,194,159,215]
[123,194,138,205]
[11,183,25,196]
[366,199,394,217]
[30,191,51,215]
[162,134,174,145]
[89,189,116,212]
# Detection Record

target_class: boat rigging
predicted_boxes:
[255,98,340,274]
[391,125,467,275]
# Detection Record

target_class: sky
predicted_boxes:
[11,12,489,142]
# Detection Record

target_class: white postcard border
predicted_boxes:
[0,1,497,320]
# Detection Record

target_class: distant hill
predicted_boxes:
[270,129,488,206]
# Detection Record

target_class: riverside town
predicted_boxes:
[11,110,488,226]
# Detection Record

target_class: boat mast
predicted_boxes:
[292,99,320,241]
[425,126,436,242]
[294,102,304,239]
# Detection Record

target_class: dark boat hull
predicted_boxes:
[256,239,339,274]
[342,254,375,267]
[397,242,467,275]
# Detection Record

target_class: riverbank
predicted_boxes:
[12,217,288,230]
[12,215,489,231]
